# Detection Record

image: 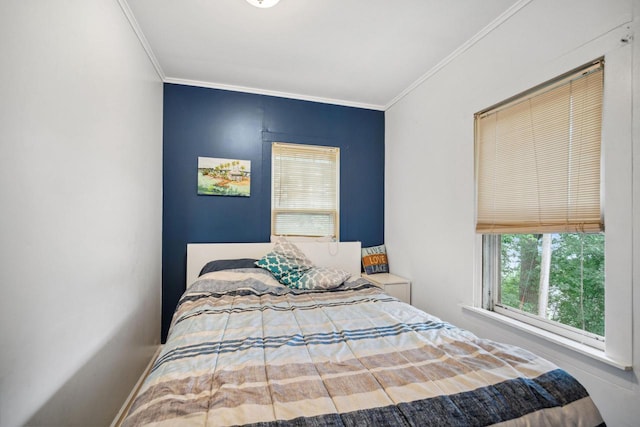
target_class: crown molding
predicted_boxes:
[119,0,528,112]
[118,0,165,81]
[385,0,532,110]
[163,77,386,111]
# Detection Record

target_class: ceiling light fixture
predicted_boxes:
[246,0,280,8]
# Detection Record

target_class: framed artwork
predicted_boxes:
[197,156,251,197]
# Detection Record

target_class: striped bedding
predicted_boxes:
[122,268,605,426]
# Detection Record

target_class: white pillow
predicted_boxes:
[296,267,351,290]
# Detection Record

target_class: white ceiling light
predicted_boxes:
[246,0,280,8]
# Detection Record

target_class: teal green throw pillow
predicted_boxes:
[255,240,314,287]
[255,252,308,286]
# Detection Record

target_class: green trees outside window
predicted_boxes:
[498,233,605,336]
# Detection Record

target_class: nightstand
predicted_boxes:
[362,273,411,304]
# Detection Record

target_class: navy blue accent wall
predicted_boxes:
[162,83,385,340]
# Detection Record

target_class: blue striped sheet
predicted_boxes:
[152,321,452,374]
[175,294,396,325]
[243,369,600,427]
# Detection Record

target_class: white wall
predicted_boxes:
[0,1,162,426]
[386,0,639,425]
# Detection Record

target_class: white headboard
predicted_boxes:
[186,241,362,287]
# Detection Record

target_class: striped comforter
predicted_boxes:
[123,269,605,426]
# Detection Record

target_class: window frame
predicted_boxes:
[270,142,340,240]
[473,49,633,370]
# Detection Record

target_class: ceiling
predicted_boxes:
[123,0,525,110]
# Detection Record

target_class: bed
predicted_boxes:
[121,241,605,426]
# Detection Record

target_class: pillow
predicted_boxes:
[255,240,314,287]
[199,258,259,276]
[361,244,389,274]
[296,267,351,290]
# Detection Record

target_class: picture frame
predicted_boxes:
[197,156,251,197]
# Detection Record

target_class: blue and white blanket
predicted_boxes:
[123,268,605,426]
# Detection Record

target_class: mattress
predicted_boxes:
[122,268,605,426]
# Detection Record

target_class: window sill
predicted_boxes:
[461,305,632,371]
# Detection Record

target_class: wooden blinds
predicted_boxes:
[475,60,604,234]
[272,142,339,238]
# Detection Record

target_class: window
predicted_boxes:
[271,142,339,239]
[475,60,605,348]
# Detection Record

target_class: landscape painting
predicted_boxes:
[197,156,251,197]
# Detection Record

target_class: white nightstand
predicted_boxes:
[362,273,411,304]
